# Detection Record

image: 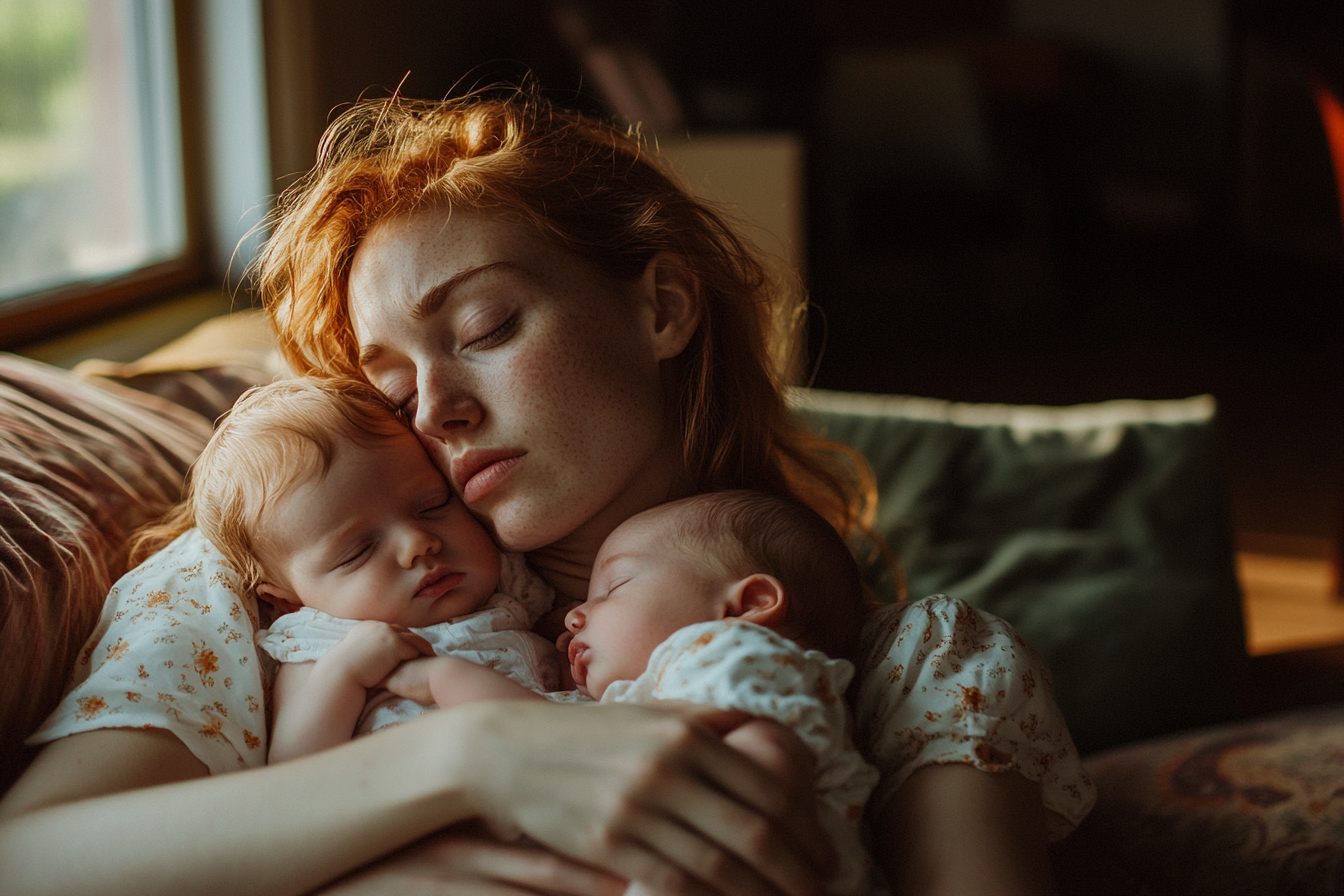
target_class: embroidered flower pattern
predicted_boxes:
[27,530,269,772]
[854,595,1096,840]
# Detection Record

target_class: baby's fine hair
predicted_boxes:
[664,490,868,661]
[130,377,406,594]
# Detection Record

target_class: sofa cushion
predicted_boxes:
[793,388,1252,754]
[1053,702,1344,895]
[0,353,216,790]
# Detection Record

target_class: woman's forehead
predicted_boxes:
[348,209,545,332]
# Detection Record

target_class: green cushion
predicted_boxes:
[793,388,1251,754]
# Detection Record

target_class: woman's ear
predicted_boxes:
[724,574,788,627]
[642,252,701,361]
[255,582,302,616]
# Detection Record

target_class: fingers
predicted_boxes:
[458,702,833,896]
[658,707,838,884]
[395,628,436,656]
[638,760,828,896]
[374,828,628,896]
[381,657,436,705]
[611,806,786,896]
[580,715,830,895]
[321,835,626,896]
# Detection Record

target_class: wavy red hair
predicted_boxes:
[253,87,878,544]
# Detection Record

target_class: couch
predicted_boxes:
[3,309,1342,894]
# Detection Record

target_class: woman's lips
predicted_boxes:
[452,450,525,504]
[416,567,465,601]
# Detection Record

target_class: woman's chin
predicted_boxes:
[480,507,564,554]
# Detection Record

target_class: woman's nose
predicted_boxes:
[415,369,484,439]
[564,604,586,633]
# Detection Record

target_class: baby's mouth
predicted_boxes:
[416,567,465,600]
[567,639,589,690]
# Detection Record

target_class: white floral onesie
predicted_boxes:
[256,553,561,735]
[600,619,886,896]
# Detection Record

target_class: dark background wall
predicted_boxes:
[263,0,1343,542]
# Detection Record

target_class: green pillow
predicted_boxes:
[794,388,1251,754]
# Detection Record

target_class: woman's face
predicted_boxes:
[348,208,685,556]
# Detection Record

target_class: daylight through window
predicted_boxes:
[0,0,186,303]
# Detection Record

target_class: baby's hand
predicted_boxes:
[323,620,434,690]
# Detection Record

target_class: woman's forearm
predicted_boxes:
[0,714,480,896]
[3,700,840,896]
[874,764,1057,896]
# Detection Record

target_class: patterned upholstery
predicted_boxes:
[1053,703,1344,895]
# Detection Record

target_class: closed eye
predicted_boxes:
[465,316,517,351]
[419,492,454,518]
[602,577,632,599]
[337,542,373,570]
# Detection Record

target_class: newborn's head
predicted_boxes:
[565,490,866,697]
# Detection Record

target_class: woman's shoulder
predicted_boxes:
[858,594,1038,671]
[852,595,1095,837]
[27,527,270,773]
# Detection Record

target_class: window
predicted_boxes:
[0,0,203,346]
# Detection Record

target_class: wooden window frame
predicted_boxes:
[1,0,213,350]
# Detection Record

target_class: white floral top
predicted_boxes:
[28,528,270,771]
[854,596,1095,838]
[256,553,561,735]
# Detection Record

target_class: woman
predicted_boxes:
[0,88,1090,895]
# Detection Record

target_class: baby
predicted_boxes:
[413,489,886,895]
[149,376,562,763]
[560,490,884,895]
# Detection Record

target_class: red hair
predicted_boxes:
[254,87,878,544]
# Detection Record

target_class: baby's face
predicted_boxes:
[259,428,499,627]
[561,508,734,698]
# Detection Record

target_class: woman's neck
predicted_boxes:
[528,444,692,604]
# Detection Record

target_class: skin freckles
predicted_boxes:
[348,208,692,602]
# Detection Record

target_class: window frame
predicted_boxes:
[0,0,214,349]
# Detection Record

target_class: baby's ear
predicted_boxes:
[725,574,787,627]
[255,582,302,616]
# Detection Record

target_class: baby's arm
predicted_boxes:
[269,620,432,763]
[382,655,544,709]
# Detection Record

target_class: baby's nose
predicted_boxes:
[564,604,586,632]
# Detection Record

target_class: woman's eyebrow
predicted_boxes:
[358,261,523,366]
[412,261,514,321]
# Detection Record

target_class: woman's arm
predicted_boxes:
[0,700,835,896]
[0,719,483,896]
[875,764,1057,896]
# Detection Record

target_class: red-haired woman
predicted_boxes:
[1,90,1092,895]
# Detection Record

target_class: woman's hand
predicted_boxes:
[455,700,835,896]
[318,822,627,896]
